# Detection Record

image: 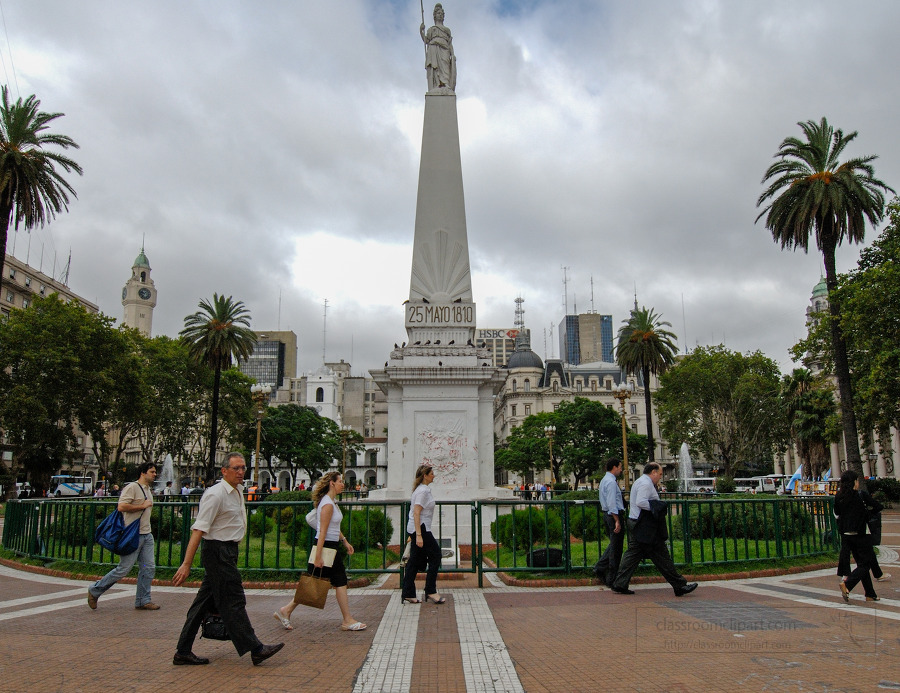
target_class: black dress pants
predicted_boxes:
[612,520,688,592]
[594,514,624,587]
[176,539,261,656]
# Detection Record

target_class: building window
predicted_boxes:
[630,404,637,415]
[605,379,612,391]
[591,380,597,392]
[576,379,582,392]
[553,403,560,411]
[524,404,531,416]
[631,424,638,432]
[552,381,559,392]
[5,290,13,303]
[511,405,517,417]
[512,380,517,393]
[316,387,324,402]
[8,268,14,279]
[24,277,31,287]
[40,284,46,295]
[21,298,29,309]
[524,379,530,392]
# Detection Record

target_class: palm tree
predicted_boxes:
[180,294,257,483]
[616,305,678,461]
[756,118,894,480]
[782,368,838,479]
[0,86,82,282]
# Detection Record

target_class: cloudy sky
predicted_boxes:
[5,1,898,376]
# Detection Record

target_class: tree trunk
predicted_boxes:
[642,365,655,461]
[821,240,864,484]
[206,366,221,485]
[0,207,10,290]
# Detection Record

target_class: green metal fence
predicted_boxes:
[2,495,837,581]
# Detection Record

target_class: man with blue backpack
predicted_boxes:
[87,462,158,610]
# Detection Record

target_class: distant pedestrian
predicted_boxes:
[163,481,173,497]
[610,463,697,597]
[87,463,158,610]
[93,483,106,498]
[172,453,284,666]
[181,483,190,496]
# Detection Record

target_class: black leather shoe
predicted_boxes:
[610,586,635,595]
[173,652,210,666]
[251,642,284,666]
[675,583,698,597]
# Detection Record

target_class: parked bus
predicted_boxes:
[733,476,778,494]
[678,477,718,493]
[49,475,93,497]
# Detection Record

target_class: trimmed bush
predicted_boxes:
[150,506,184,541]
[490,507,564,548]
[341,508,393,551]
[43,503,108,546]
[669,499,815,541]
[248,510,275,537]
[554,491,605,541]
[716,476,736,494]
[867,477,900,503]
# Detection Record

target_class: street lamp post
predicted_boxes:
[340,425,353,478]
[250,384,271,487]
[543,425,556,487]
[614,381,635,489]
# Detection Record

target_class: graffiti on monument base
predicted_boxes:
[418,413,467,484]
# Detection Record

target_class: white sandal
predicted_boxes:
[273,611,293,630]
[341,621,367,631]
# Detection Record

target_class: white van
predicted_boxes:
[49,475,93,497]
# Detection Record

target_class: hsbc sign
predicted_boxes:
[477,329,520,340]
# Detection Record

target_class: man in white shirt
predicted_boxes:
[610,462,698,597]
[172,453,283,666]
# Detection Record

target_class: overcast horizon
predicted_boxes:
[4,1,898,378]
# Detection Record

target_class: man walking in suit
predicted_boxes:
[610,462,698,597]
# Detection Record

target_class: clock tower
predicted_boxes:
[122,246,157,336]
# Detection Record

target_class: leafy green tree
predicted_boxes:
[494,402,646,487]
[616,305,678,461]
[781,368,841,479]
[260,405,348,484]
[495,412,558,481]
[556,397,647,488]
[180,294,257,484]
[834,198,900,453]
[655,345,784,477]
[0,86,82,284]
[756,117,894,479]
[0,296,130,490]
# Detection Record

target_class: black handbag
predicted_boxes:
[200,613,229,641]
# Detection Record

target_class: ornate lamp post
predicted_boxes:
[340,425,353,478]
[250,384,271,486]
[543,425,556,487]
[614,381,635,489]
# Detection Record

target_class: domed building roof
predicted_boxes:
[811,276,827,298]
[133,248,151,268]
[506,330,543,370]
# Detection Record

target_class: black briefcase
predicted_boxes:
[200,613,229,641]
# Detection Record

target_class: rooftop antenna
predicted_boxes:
[514,295,525,332]
[549,322,555,359]
[633,283,639,312]
[573,292,577,315]
[322,298,329,365]
[277,289,282,331]
[561,266,570,315]
[590,275,595,313]
[60,249,71,286]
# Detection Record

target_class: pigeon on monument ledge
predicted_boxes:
[414,341,421,345]
[439,361,443,366]
[424,340,431,345]
[435,340,441,345]
[448,340,455,345]
[422,298,430,303]
[467,339,473,346]
[453,298,462,303]
[394,343,399,349]
[402,342,406,347]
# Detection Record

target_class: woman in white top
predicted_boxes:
[274,472,367,631]
[401,465,445,604]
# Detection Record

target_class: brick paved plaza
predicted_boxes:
[1,513,898,692]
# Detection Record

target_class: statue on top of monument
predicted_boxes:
[420,3,456,93]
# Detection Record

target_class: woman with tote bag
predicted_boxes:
[274,472,367,631]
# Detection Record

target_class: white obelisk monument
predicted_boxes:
[369,4,510,512]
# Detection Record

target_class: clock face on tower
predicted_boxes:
[122,288,127,300]
[138,288,152,300]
